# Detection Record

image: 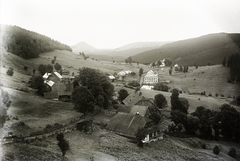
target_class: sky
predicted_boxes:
[1,0,240,49]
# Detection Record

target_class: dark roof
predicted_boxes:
[123,91,146,106]
[52,82,73,96]
[117,105,131,113]
[106,112,146,138]
[130,105,149,117]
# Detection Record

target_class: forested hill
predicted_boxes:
[0,25,72,59]
[132,33,240,66]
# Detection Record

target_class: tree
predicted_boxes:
[30,76,45,96]
[135,127,147,147]
[184,115,199,135]
[72,86,96,113]
[46,64,53,73]
[154,94,167,109]
[139,67,143,77]
[157,60,162,66]
[164,58,172,66]
[33,69,36,75]
[152,62,156,68]
[0,88,11,127]
[24,66,28,73]
[153,83,169,92]
[54,63,62,71]
[170,110,187,125]
[56,133,69,156]
[38,64,46,75]
[213,145,220,155]
[192,106,214,139]
[217,104,240,141]
[118,89,129,102]
[228,147,236,158]
[6,67,14,76]
[222,57,227,67]
[169,69,172,75]
[171,89,189,114]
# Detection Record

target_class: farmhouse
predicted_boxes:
[106,105,162,142]
[123,90,156,107]
[143,70,158,84]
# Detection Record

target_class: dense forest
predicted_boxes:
[132,33,240,66]
[0,25,72,59]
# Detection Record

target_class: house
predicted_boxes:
[43,72,62,82]
[106,105,162,142]
[108,75,115,82]
[52,81,73,101]
[143,70,158,84]
[123,90,156,107]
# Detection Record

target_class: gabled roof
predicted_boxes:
[108,75,115,79]
[118,71,127,76]
[43,73,51,79]
[130,105,149,117]
[53,72,63,79]
[106,112,146,138]
[122,91,146,106]
[147,70,154,74]
[141,85,154,90]
[44,80,55,87]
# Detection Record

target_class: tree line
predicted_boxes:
[1,25,72,59]
[170,89,240,142]
[225,53,240,82]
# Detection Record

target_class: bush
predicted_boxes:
[228,147,236,158]
[201,143,206,149]
[154,83,170,92]
[208,93,212,97]
[213,145,220,155]
[6,68,14,76]
[215,93,218,97]
[128,80,140,87]
[221,94,224,97]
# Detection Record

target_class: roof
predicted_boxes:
[52,82,73,96]
[118,71,127,76]
[122,91,146,106]
[117,105,131,113]
[147,70,154,74]
[141,85,154,90]
[130,105,149,117]
[106,112,146,138]
[125,70,132,74]
[108,75,115,79]
[44,80,55,87]
[43,73,51,79]
[53,72,63,79]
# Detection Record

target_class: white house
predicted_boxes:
[143,70,158,84]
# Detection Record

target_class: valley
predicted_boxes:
[1,46,240,160]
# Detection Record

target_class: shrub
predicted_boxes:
[221,94,224,97]
[6,68,14,76]
[201,143,206,149]
[111,99,118,105]
[215,93,218,97]
[208,93,212,97]
[228,147,236,158]
[128,80,140,87]
[213,145,220,155]
[154,83,170,92]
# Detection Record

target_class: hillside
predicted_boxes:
[132,33,240,66]
[72,42,169,61]
[0,25,72,59]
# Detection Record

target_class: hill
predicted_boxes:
[71,42,100,53]
[132,33,240,66]
[115,41,170,51]
[0,25,72,59]
[72,41,169,61]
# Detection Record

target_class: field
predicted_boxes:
[1,49,240,160]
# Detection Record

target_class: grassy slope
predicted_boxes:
[132,33,240,65]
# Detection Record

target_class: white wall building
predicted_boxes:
[143,70,158,84]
